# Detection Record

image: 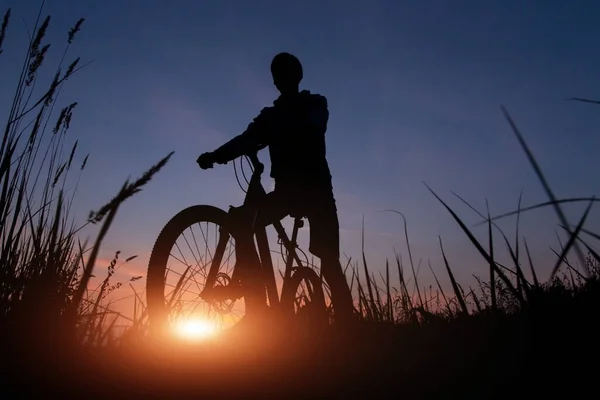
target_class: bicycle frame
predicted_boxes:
[203,151,308,310]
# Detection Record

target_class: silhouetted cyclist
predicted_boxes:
[197,52,355,326]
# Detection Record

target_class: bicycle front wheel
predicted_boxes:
[146,205,245,338]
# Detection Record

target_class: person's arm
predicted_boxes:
[211,107,273,163]
[306,94,329,134]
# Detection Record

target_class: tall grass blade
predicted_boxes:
[549,198,594,279]
[451,191,528,293]
[354,268,369,320]
[428,260,451,316]
[383,209,423,308]
[385,260,393,322]
[500,106,587,273]
[486,200,497,311]
[426,183,523,304]
[580,228,600,243]
[394,250,411,319]
[0,9,10,55]
[371,271,384,321]
[549,247,587,282]
[471,287,483,313]
[515,191,522,293]
[438,237,468,316]
[568,97,600,105]
[559,225,600,267]
[361,215,377,321]
[476,197,600,226]
[523,238,539,287]
[67,193,121,330]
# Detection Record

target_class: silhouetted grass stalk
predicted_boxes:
[0,9,87,334]
[0,7,173,346]
[349,106,598,326]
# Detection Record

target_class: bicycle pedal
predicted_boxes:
[211,284,244,302]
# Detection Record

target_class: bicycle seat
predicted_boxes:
[289,214,305,228]
[289,210,307,220]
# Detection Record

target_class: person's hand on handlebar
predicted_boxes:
[196,152,214,169]
[197,152,227,170]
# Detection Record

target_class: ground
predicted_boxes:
[2,307,597,399]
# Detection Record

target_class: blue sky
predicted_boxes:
[2,0,600,308]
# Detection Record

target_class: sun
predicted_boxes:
[174,318,219,341]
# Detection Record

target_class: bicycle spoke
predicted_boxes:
[188,225,206,271]
[166,262,193,309]
[175,243,202,291]
[167,279,200,302]
[197,221,214,263]
[178,231,206,277]
[178,234,209,290]
[181,231,206,279]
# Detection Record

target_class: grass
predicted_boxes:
[1,6,599,400]
[0,7,173,349]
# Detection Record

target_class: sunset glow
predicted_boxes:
[174,318,219,341]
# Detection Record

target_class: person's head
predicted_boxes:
[271,52,303,95]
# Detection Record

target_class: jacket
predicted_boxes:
[212,90,333,191]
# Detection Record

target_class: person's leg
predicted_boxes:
[307,193,355,325]
[320,254,355,324]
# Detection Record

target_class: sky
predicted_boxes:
[1,0,600,316]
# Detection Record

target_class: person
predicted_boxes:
[196,52,355,326]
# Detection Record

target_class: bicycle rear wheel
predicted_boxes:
[280,266,328,336]
[146,205,245,338]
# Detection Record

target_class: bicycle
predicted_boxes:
[146,150,329,338]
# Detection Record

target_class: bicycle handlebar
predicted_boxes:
[198,149,264,173]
